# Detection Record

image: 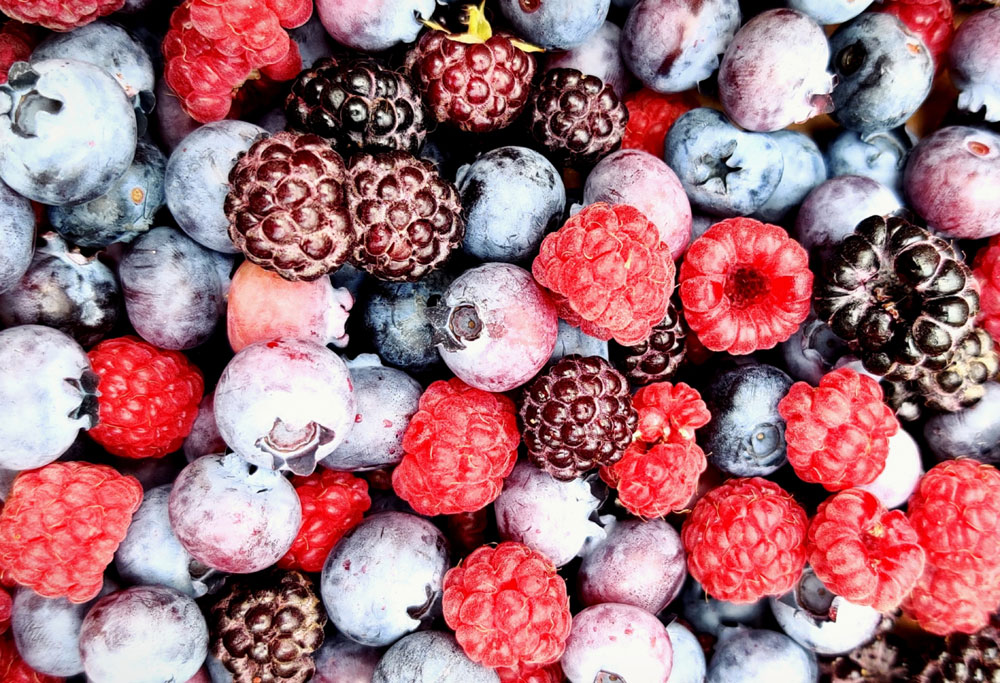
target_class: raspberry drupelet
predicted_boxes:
[621,88,699,158]
[0,0,122,31]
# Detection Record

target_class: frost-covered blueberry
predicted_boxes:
[494,461,607,567]
[754,130,827,223]
[550,319,609,362]
[0,325,97,470]
[0,59,137,206]
[48,139,167,249]
[949,8,1000,122]
[829,13,934,136]
[321,512,449,647]
[457,147,565,264]
[681,577,767,636]
[787,0,873,25]
[621,0,741,93]
[321,355,422,472]
[0,232,119,348]
[119,227,232,351]
[498,0,609,50]
[578,518,686,613]
[12,586,108,676]
[0,179,34,295]
[168,453,302,574]
[780,314,851,386]
[183,392,227,462]
[698,364,793,477]
[313,633,383,683]
[214,338,356,475]
[289,13,338,70]
[924,382,1000,465]
[858,429,923,508]
[707,627,818,683]
[544,21,629,98]
[315,0,435,52]
[155,79,200,153]
[666,622,707,683]
[165,120,265,253]
[664,108,784,217]
[79,585,209,683]
[561,603,673,683]
[372,631,499,683]
[825,128,911,194]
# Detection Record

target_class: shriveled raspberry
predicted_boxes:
[907,459,1000,576]
[903,563,1000,635]
[0,21,38,84]
[680,218,813,355]
[533,203,674,345]
[0,462,143,603]
[973,235,1000,344]
[0,586,10,634]
[443,542,571,669]
[621,89,698,158]
[633,381,711,444]
[496,660,564,683]
[874,0,954,66]
[0,634,62,683]
[682,477,808,603]
[0,0,122,31]
[278,470,370,573]
[778,368,899,491]
[88,336,205,459]
[605,440,707,518]
[807,488,925,612]
[392,379,520,516]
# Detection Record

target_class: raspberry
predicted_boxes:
[605,440,708,518]
[903,563,1000,635]
[682,477,808,603]
[973,235,1000,344]
[392,379,520,516]
[0,0,122,31]
[621,89,698,158]
[0,21,37,84]
[778,368,899,491]
[496,660,564,683]
[0,634,61,683]
[87,336,205,460]
[680,217,813,355]
[807,488,925,612]
[278,470,370,573]
[874,0,954,66]
[632,381,711,444]
[0,462,143,603]
[907,459,1000,576]
[532,203,674,345]
[442,542,571,669]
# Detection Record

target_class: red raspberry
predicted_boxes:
[621,89,698,158]
[405,5,537,133]
[904,563,1000,635]
[874,0,953,67]
[778,368,899,491]
[496,660,563,683]
[0,634,61,683]
[973,235,1000,344]
[632,381,711,444]
[0,462,143,603]
[0,0,122,31]
[907,459,1000,576]
[679,218,813,355]
[807,488,925,612]
[682,477,808,603]
[392,379,519,516]
[443,542,571,669]
[605,440,707,518]
[0,21,38,84]
[278,470,370,573]
[87,336,205,460]
[0,586,10,634]
[533,203,674,345]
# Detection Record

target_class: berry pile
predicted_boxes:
[1,0,1000,680]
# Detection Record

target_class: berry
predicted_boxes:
[0,0,122,31]
[87,336,204,459]
[405,4,537,134]
[520,355,637,481]
[621,88,697,158]
[948,7,1000,123]
[903,563,1000,636]
[874,0,954,67]
[392,378,519,516]
[610,302,688,386]
[605,440,707,518]
[0,633,61,683]
[682,477,808,603]
[497,0,608,51]
[778,367,899,491]
[974,234,1000,343]
[532,203,674,345]
[442,542,571,669]
[632,380,712,444]
[225,131,354,281]
[679,217,813,355]
[496,661,563,683]
[0,21,37,84]
[0,586,8,634]
[278,470,370,573]
[0,462,143,603]
[807,488,925,611]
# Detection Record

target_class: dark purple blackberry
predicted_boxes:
[610,301,687,386]
[814,214,980,381]
[519,355,637,481]
[917,624,1000,683]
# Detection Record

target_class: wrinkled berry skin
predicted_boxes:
[561,603,673,683]
[0,179,34,295]
[457,147,565,264]
[621,0,741,93]
[12,586,106,676]
[826,128,911,194]
[681,577,767,636]
[698,364,793,477]
[707,628,818,683]
[719,9,833,133]
[316,0,435,52]
[545,21,629,98]
[924,382,1000,465]
[754,130,827,223]
[904,126,1000,240]
[787,0,873,24]
[949,8,1000,122]
[828,13,934,136]
[664,108,783,217]
[372,631,499,683]
[119,227,232,350]
[498,0,609,50]
[321,512,449,647]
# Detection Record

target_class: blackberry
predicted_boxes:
[823,631,912,682]
[527,68,628,164]
[815,214,980,381]
[610,301,687,386]
[285,58,427,155]
[918,624,1000,683]
[519,355,637,481]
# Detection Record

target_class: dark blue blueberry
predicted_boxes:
[825,128,912,193]
[786,0,872,24]
[681,577,767,637]
[498,0,609,50]
[755,130,827,223]
[707,628,818,683]
[924,382,1000,465]
[0,179,34,294]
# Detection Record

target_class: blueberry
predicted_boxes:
[314,632,383,683]
[457,146,565,264]
[622,0,741,93]
[780,313,851,386]
[544,21,630,98]
[707,627,818,683]
[924,382,1000,465]
[664,108,784,217]
[681,577,767,637]
[315,0,436,52]
[0,232,119,348]
[698,364,793,477]
[829,13,934,136]
[755,130,827,223]
[550,319,610,362]
[498,0,610,50]
[48,139,167,249]
[0,179,35,294]
[372,631,499,683]
[949,8,1000,122]
[858,429,923,509]
[825,128,912,194]
[560,602,673,683]
[666,622,708,683]
[786,0,873,25]
[0,59,137,206]
[11,584,111,676]
[289,14,338,71]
